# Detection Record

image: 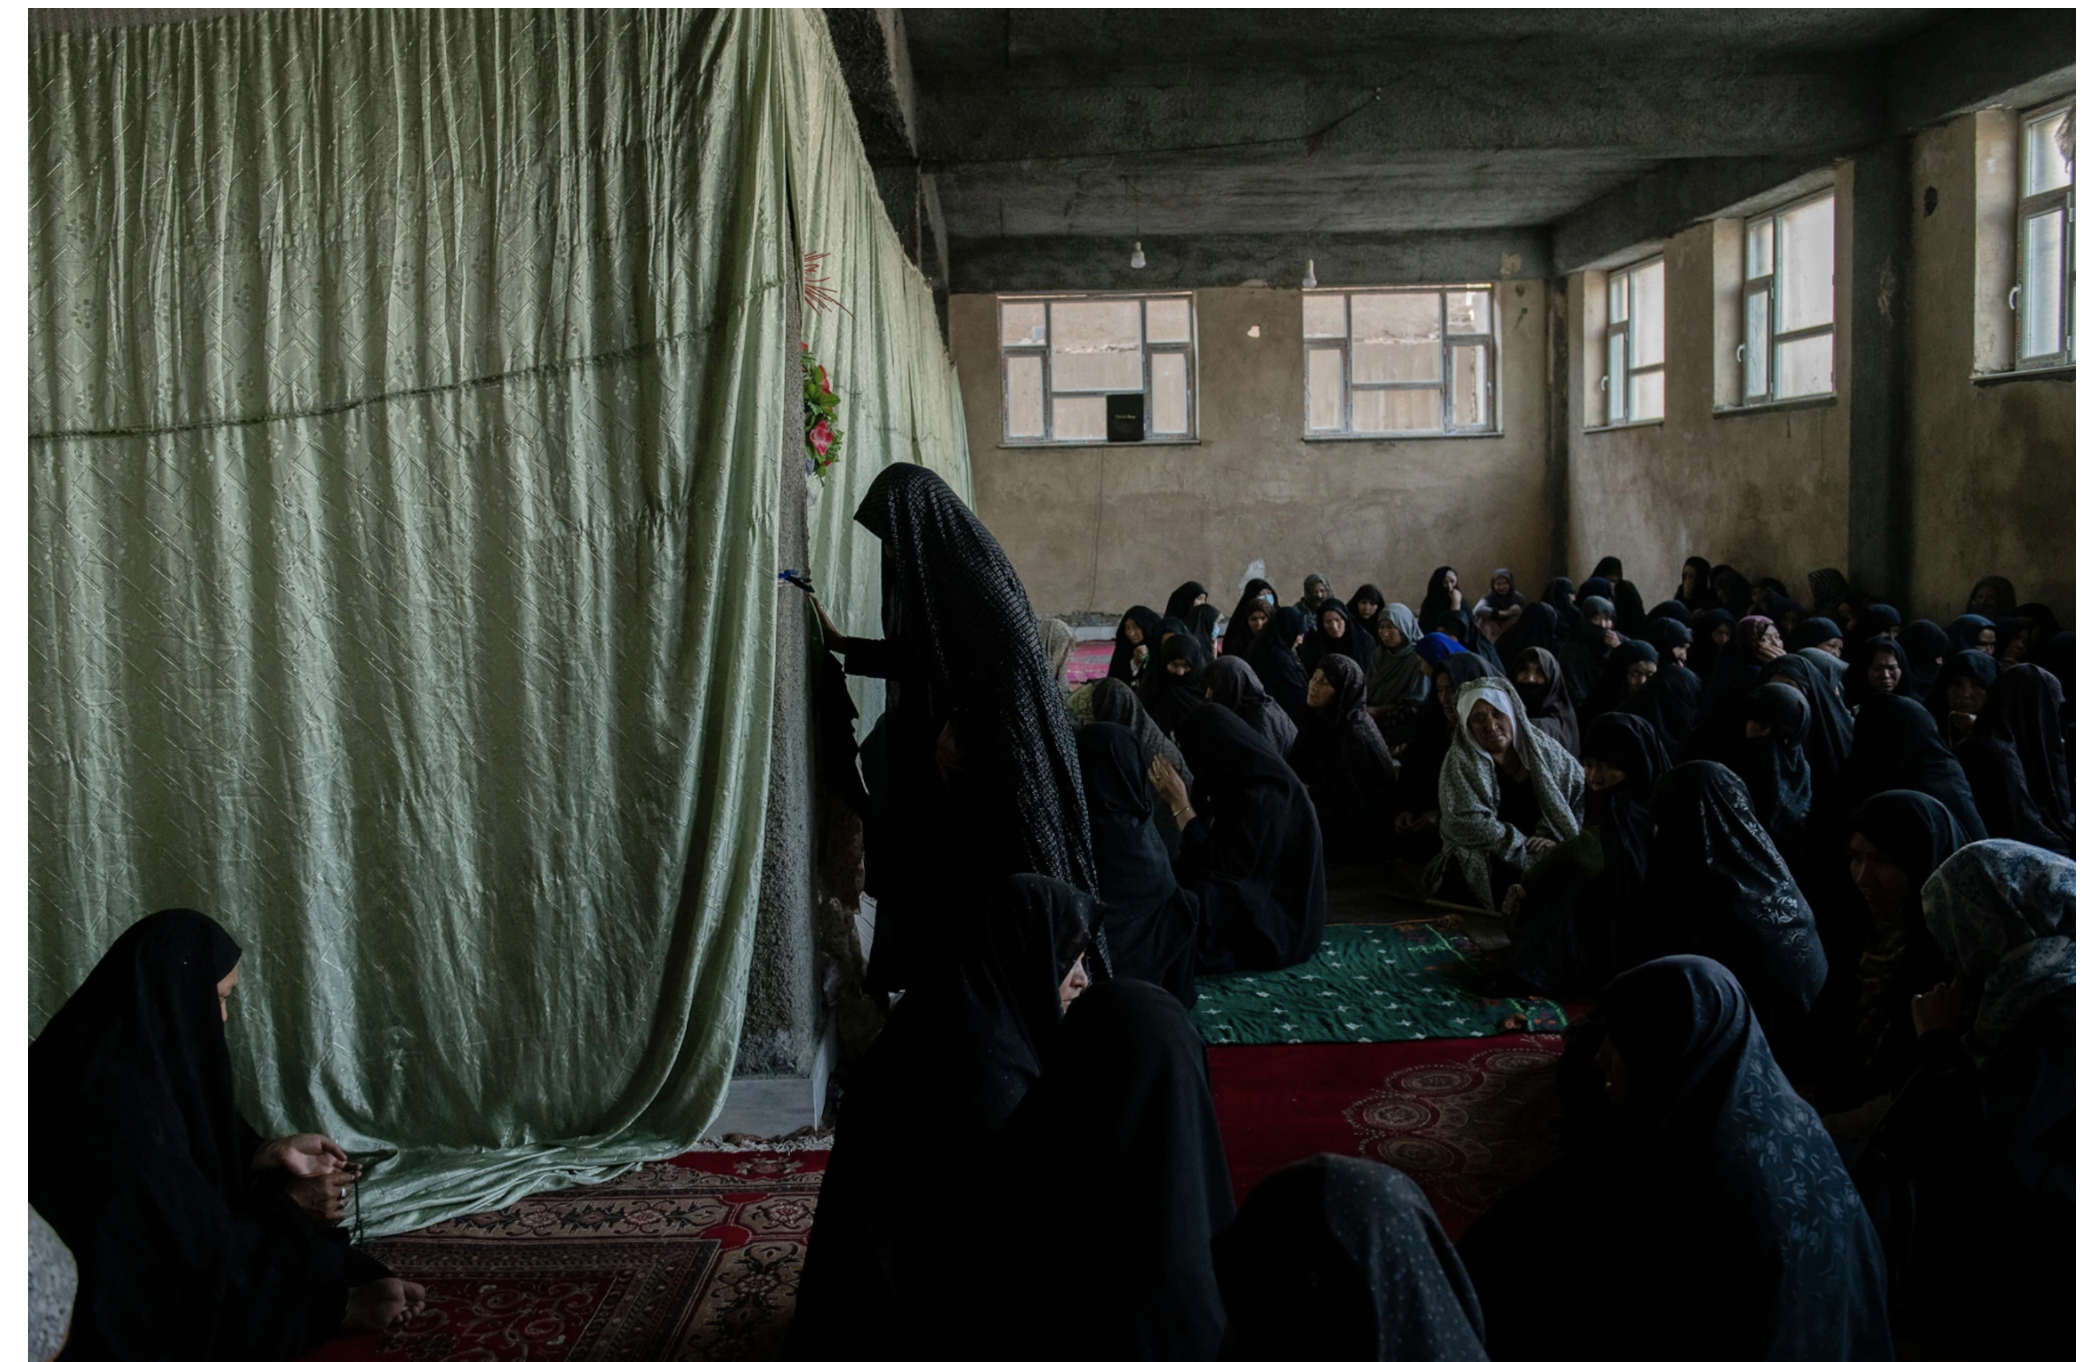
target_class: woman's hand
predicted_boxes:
[1148,753,1191,812]
[1755,631,1787,663]
[1501,884,1528,918]
[1601,629,1622,649]
[1912,980,1967,1037]
[288,1167,362,1224]
[341,1279,427,1335]
[813,598,847,654]
[1523,835,1558,857]
[254,1133,348,1179]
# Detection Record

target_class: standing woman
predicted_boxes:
[1291,655,1401,861]
[1472,569,1527,646]
[1108,605,1164,687]
[31,912,424,1362]
[1956,664,2075,856]
[820,464,1095,990]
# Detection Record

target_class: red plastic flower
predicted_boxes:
[819,366,832,395]
[809,419,834,458]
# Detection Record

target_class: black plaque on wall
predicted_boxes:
[1106,392,1145,442]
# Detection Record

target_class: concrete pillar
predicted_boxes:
[1845,137,1914,606]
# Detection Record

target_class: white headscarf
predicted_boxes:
[1427,677,1585,910]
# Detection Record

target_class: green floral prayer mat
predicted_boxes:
[1193,918,1571,1045]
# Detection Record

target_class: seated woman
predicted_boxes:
[1560,594,1619,707]
[1820,792,1966,1125]
[1078,724,1200,1006]
[1732,682,1813,875]
[1365,603,1428,746]
[1896,620,1950,694]
[1140,630,1210,732]
[1758,651,1856,821]
[1644,615,1693,667]
[1789,615,1847,657]
[1109,605,1164,687]
[1853,841,2073,1359]
[1471,568,1526,647]
[1425,677,1584,914]
[1641,764,1828,1069]
[1301,597,1376,673]
[1290,655,1400,862]
[1955,663,2075,856]
[1687,607,1734,677]
[1188,602,1225,658]
[1204,655,1298,759]
[1460,957,1894,1362]
[1692,615,1785,764]
[1579,638,1658,730]
[1220,578,1278,659]
[1149,704,1326,973]
[1090,677,1194,857]
[789,875,1098,1357]
[1621,644,1702,764]
[1847,637,1913,707]
[1509,644,1582,758]
[1164,580,1208,629]
[29,911,422,1362]
[1844,693,1989,843]
[1346,582,1386,627]
[1214,1155,1490,1361]
[999,981,1237,1362]
[1390,647,1494,852]
[1924,647,1997,745]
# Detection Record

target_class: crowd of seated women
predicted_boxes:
[36,459,2071,1362]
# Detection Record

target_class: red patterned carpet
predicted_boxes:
[305,1149,824,1362]
[1209,1034,1566,1238]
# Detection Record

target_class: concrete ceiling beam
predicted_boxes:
[1549,155,1839,276]
[822,9,950,298]
[946,228,1552,295]
[1885,9,2077,133]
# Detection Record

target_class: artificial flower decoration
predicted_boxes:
[802,342,842,478]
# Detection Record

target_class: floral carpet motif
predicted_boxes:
[310,1151,824,1362]
[1343,1035,1563,1231]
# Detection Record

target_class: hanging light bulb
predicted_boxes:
[1131,240,1147,270]
[1301,258,1318,290]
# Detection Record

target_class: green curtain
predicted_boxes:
[29,9,815,1236]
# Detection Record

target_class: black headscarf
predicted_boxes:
[1512,646,1583,758]
[1957,664,2075,856]
[1965,575,2019,616]
[1675,556,1716,610]
[1621,661,1701,764]
[1220,579,1279,659]
[1945,614,1997,658]
[1710,566,1753,616]
[1215,1156,1490,1362]
[1187,603,1225,657]
[1203,655,1298,759]
[852,465,1095,985]
[1304,597,1378,673]
[1173,704,1327,973]
[1759,652,1855,804]
[1496,601,1562,670]
[1846,636,1915,708]
[1001,981,1237,1362]
[1612,578,1648,638]
[1165,581,1208,628]
[1544,576,1582,635]
[1437,608,1507,678]
[1643,616,1692,664]
[1688,607,1733,678]
[1591,556,1624,582]
[1397,651,1495,815]
[29,911,369,1362]
[1787,616,1844,654]
[1896,620,1950,693]
[1847,792,1966,1098]
[1585,638,1658,728]
[1111,605,1165,686]
[1644,762,1828,1047]
[1576,574,1615,605]
[1736,683,1813,868]
[1846,695,1989,843]
[1292,655,1397,856]
[1078,725,1199,1005]
[1142,630,1212,733]
[1419,567,1463,629]
[1597,957,1893,1359]
[1647,598,1692,628]
[1584,712,1673,974]
[1346,582,1387,625]
[1248,605,1313,730]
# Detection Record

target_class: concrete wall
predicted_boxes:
[956,282,1556,617]
[1564,170,1855,607]
[1907,112,2078,623]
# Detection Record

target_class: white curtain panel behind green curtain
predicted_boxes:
[29,9,796,1234]
[778,10,975,730]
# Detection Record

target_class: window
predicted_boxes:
[1604,258,1665,424]
[1302,287,1497,437]
[1739,191,1835,402]
[999,294,1195,443]
[2016,99,2074,368]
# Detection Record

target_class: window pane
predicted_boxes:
[1053,395,1106,441]
[1002,301,1046,347]
[1747,219,1774,279]
[1609,274,1629,323]
[1307,347,1344,431]
[1776,196,1835,332]
[1006,356,1045,437]
[1632,261,1665,368]
[1146,297,1191,344]
[1451,343,1492,427]
[1049,299,1142,391]
[1447,290,1493,335]
[2025,110,2073,194]
[1352,387,1442,435]
[1350,292,1441,383]
[1607,332,1626,423]
[1744,289,1769,399]
[1304,293,1345,339]
[2023,209,2066,359]
[1150,352,1189,435]
[1774,333,1833,399]
[1630,370,1664,422]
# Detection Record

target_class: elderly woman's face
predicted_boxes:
[1947,676,1990,715]
[1322,612,1347,640]
[1867,653,1902,694]
[1306,669,1336,709]
[1816,638,1845,657]
[1467,701,1513,754]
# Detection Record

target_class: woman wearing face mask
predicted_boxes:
[1188,603,1225,660]
[1221,579,1281,659]
[1471,569,1526,646]
[1510,645,1583,758]
[1561,595,1621,708]
[1425,677,1585,914]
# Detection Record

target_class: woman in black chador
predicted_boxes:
[819,464,1095,991]
[30,911,423,1362]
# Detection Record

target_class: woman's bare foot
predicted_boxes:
[342,1279,426,1334]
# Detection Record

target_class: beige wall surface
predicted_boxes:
[1908,113,2078,624]
[958,282,1556,619]
[1565,173,1855,611]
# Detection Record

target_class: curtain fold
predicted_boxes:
[30,9,800,1235]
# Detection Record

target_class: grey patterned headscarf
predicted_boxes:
[1922,840,2076,1061]
[1366,603,1428,709]
[1426,677,1585,911]
[1037,617,1078,695]
[29,1206,74,1362]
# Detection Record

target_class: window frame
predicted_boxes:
[1603,257,1665,427]
[1301,285,1500,440]
[1739,189,1837,404]
[997,291,1198,445]
[2015,97,2075,371]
